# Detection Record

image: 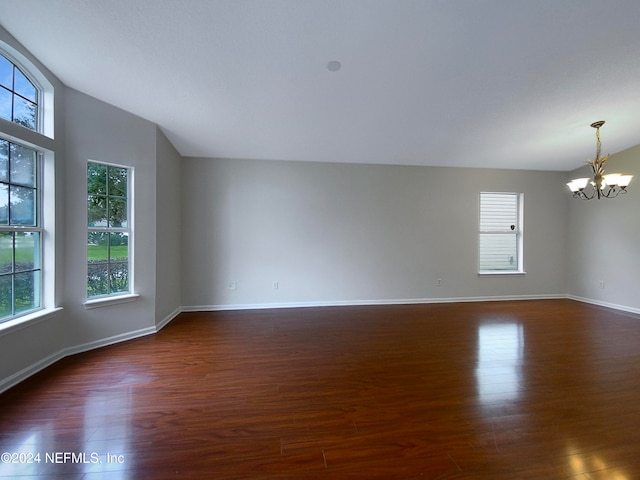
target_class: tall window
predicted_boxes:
[0,53,39,131]
[0,139,41,321]
[479,192,523,273]
[0,46,53,325]
[87,162,131,297]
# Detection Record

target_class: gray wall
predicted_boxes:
[63,88,159,344]
[181,158,568,308]
[0,25,183,391]
[155,128,182,325]
[566,144,640,312]
[0,26,67,389]
[2,22,639,394]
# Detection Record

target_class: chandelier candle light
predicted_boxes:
[566,121,633,199]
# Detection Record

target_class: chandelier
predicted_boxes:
[566,121,633,199]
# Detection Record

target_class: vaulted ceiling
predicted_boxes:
[1,0,640,170]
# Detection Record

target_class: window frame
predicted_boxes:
[0,139,43,322]
[0,51,41,133]
[0,43,57,328]
[478,192,525,275]
[86,160,134,301]
[0,42,58,331]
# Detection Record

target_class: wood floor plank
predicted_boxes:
[1,299,640,478]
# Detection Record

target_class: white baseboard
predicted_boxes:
[4,294,637,394]
[0,349,67,395]
[156,307,183,331]
[0,309,183,394]
[181,294,567,312]
[567,295,640,316]
[63,325,157,358]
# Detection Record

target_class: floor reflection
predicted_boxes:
[0,385,134,477]
[0,431,43,477]
[82,387,132,474]
[565,443,628,479]
[476,322,524,405]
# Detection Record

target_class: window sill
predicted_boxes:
[478,271,526,276]
[0,307,64,338]
[84,293,140,310]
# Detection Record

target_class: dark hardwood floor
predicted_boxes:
[1,299,640,479]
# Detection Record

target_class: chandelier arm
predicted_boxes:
[568,121,632,200]
[603,187,620,199]
[579,188,595,200]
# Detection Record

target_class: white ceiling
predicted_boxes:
[1,0,640,171]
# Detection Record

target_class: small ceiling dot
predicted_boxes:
[327,60,342,72]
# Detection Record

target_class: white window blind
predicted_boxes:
[479,192,523,272]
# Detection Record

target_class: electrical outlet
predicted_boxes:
[228,281,237,290]
[436,278,442,286]
[599,280,605,289]
[272,281,279,290]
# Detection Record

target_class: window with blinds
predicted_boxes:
[479,192,523,273]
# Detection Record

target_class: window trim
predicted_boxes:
[0,43,57,327]
[1,50,41,134]
[478,191,525,275]
[0,41,53,139]
[0,306,63,337]
[86,159,134,301]
[0,140,43,321]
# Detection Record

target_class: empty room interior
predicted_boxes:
[0,1,639,478]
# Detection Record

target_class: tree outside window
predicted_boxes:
[87,162,131,297]
[0,53,39,131]
[0,139,41,320]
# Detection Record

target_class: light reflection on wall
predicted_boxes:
[476,322,524,405]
